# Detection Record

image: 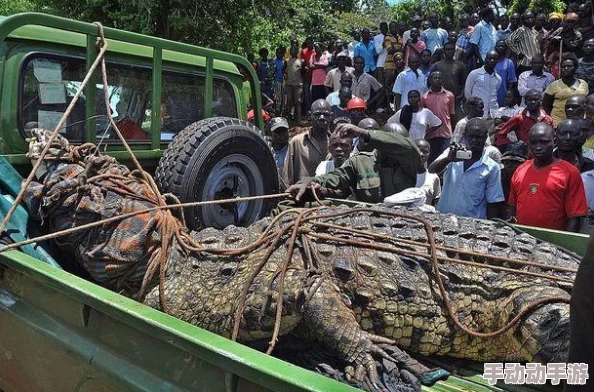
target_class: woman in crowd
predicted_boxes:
[387,90,441,141]
[543,55,589,125]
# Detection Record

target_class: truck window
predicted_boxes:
[20,55,153,143]
[20,56,87,141]
[160,72,237,141]
[21,55,238,144]
[98,64,152,142]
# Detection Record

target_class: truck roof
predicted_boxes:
[0,14,242,76]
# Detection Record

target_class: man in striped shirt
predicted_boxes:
[507,10,539,74]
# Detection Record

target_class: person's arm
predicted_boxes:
[505,30,520,57]
[337,123,421,175]
[464,71,475,100]
[407,41,423,56]
[282,140,295,186]
[485,165,505,220]
[374,35,383,55]
[456,63,468,101]
[507,61,518,90]
[564,168,589,232]
[428,145,462,173]
[324,71,334,95]
[312,55,329,68]
[517,73,529,97]
[566,217,582,232]
[424,109,442,137]
[469,25,483,65]
[365,76,384,108]
[508,205,517,222]
[542,93,554,114]
[448,93,456,132]
[393,93,401,110]
[487,203,501,219]
[430,48,442,63]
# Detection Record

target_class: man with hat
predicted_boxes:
[543,12,583,62]
[324,52,354,93]
[269,117,290,189]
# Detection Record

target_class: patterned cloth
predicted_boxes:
[23,148,168,292]
[383,35,404,70]
[506,26,539,68]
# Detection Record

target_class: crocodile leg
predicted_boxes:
[302,277,434,389]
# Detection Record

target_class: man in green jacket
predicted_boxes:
[287,123,421,203]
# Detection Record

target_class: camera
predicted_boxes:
[455,149,472,160]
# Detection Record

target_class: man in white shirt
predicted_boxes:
[464,50,502,117]
[517,54,555,105]
[324,52,354,93]
[403,15,423,42]
[326,72,357,106]
[392,54,427,109]
[374,22,389,112]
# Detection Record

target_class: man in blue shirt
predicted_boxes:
[428,117,504,219]
[470,7,497,67]
[354,28,377,73]
[422,13,449,54]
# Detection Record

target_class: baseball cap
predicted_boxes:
[412,15,422,22]
[270,117,289,132]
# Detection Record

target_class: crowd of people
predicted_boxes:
[253,2,594,234]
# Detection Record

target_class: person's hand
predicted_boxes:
[335,123,369,140]
[447,142,467,162]
[286,182,321,202]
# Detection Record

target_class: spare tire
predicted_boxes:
[155,117,280,230]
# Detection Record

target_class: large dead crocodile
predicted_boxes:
[142,206,575,374]
[20,133,578,389]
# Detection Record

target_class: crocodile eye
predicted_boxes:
[332,258,355,281]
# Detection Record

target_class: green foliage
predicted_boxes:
[507,0,565,15]
[0,0,571,58]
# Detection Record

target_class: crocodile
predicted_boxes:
[141,206,576,382]
[20,133,578,389]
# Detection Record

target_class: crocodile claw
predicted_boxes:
[346,332,421,392]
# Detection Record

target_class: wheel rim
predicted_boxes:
[200,153,264,229]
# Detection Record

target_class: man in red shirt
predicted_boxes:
[495,89,553,148]
[509,122,588,232]
[421,71,456,162]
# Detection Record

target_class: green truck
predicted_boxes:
[0,12,587,392]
